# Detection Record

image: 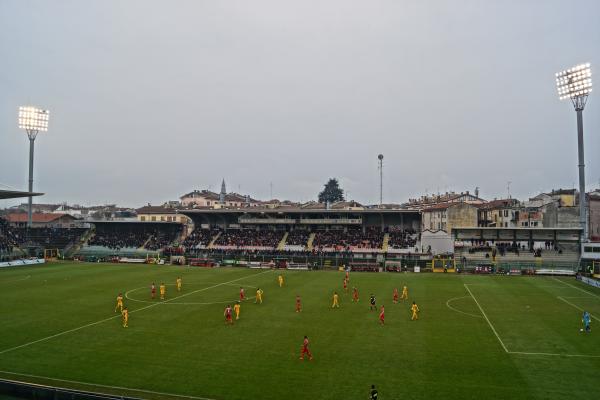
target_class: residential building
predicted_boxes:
[421,202,480,233]
[5,213,79,228]
[478,198,520,228]
[180,181,261,209]
[403,191,486,210]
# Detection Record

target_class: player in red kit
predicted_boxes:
[239,287,245,301]
[296,295,302,313]
[299,336,313,361]
[345,270,349,282]
[352,287,359,302]
[379,305,385,325]
[343,278,348,293]
[224,305,233,325]
[151,283,156,299]
[393,288,399,304]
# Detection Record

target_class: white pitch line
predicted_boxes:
[552,277,600,300]
[557,296,600,323]
[445,296,482,318]
[508,351,600,358]
[0,269,272,356]
[464,284,509,353]
[0,370,216,400]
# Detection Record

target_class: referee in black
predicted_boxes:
[370,384,378,400]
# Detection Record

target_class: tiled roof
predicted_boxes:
[6,213,74,223]
[422,202,485,212]
[135,206,177,214]
[479,199,519,210]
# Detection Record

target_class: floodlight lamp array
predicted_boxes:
[18,106,50,132]
[556,63,592,100]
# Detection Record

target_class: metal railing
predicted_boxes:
[183,250,432,270]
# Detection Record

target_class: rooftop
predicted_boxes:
[5,213,74,223]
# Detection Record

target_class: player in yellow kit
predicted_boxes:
[332,291,340,308]
[255,288,264,304]
[176,277,182,292]
[400,285,408,300]
[234,301,241,320]
[115,293,123,313]
[122,307,129,328]
[411,301,419,320]
[160,283,166,300]
[278,275,284,287]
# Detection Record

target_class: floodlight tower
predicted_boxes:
[378,154,384,206]
[556,63,592,241]
[18,106,50,228]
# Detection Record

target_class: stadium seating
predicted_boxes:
[455,241,580,269]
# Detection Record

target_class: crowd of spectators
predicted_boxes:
[13,227,87,249]
[285,230,311,246]
[187,248,356,258]
[89,225,179,250]
[215,229,284,248]
[145,226,182,251]
[177,226,421,254]
[89,231,146,250]
[0,217,17,254]
[313,227,384,250]
[387,229,418,249]
[182,228,219,249]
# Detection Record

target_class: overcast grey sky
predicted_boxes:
[1,0,599,208]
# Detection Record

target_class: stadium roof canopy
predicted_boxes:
[0,189,43,200]
[452,227,582,242]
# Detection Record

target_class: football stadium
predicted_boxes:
[1,1,599,400]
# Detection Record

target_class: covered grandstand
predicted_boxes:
[179,208,421,252]
[452,227,582,273]
[76,221,184,259]
[0,189,44,260]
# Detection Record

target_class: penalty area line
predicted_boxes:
[0,370,216,400]
[557,296,600,323]
[0,270,272,356]
[551,277,600,300]
[507,351,600,358]
[445,296,482,319]
[464,284,509,353]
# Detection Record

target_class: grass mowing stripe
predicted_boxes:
[0,275,31,284]
[0,370,216,400]
[0,269,272,355]
[464,283,509,353]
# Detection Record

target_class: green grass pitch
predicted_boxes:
[1,262,600,400]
